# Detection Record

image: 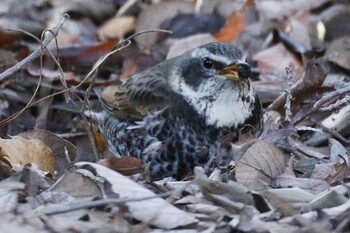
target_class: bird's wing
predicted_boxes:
[100,67,171,120]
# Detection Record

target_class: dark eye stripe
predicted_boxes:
[202,57,225,70]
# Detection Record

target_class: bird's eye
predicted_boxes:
[202,58,214,69]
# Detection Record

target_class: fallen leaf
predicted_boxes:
[135,1,194,48]
[51,170,104,199]
[274,173,330,194]
[262,187,316,215]
[253,43,302,74]
[19,130,78,177]
[98,157,143,176]
[166,34,216,59]
[75,162,198,229]
[0,181,25,213]
[236,140,286,191]
[325,162,350,184]
[194,167,255,212]
[326,37,350,71]
[0,136,54,173]
[215,0,251,42]
[99,16,136,40]
[256,0,329,21]
[304,189,347,212]
[0,152,14,178]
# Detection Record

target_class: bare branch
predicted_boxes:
[0,14,70,82]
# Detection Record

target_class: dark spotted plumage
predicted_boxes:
[96,42,263,179]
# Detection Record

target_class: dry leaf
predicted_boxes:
[262,187,316,215]
[166,34,216,59]
[0,152,14,178]
[325,163,350,184]
[51,170,104,199]
[98,157,143,176]
[75,162,198,229]
[305,104,350,146]
[253,43,302,73]
[326,37,350,71]
[304,189,347,212]
[195,167,255,212]
[99,16,136,40]
[19,130,78,177]
[256,0,329,21]
[236,140,286,191]
[274,173,330,194]
[135,1,194,48]
[0,136,54,173]
[215,0,251,42]
[0,181,25,213]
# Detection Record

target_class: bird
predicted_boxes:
[95,42,263,180]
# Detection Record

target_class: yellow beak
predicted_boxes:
[218,62,251,81]
[218,64,240,81]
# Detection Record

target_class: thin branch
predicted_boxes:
[39,192,171,216]
[113,29,172,50]
[0,14,70,82]
[319,95,350,111]
[313,84,350,111]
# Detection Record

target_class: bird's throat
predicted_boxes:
[188,83,256,128]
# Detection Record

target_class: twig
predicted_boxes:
[268,58,329,118]
[284,67,293,122]
[319,95,350,111]
[39,192,171,215]
[113,29,171,50]
[0,27,63,125]
[0,13,70,82]
[311,118,350,146]
[313,84,350,111]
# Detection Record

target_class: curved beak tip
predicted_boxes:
[218,62,251,81]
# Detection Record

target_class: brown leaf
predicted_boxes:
[267,58,329,117]
[325,162,350,184]
[0,152,14,178]
[215,0,251,42]
[98,157,143,176]
[19,130,78,177]
[236,140,286,191]
[0,136,54,173]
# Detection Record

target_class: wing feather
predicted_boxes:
[100,65,171,120]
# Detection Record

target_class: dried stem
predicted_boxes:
[0,14,70,82]
[284,67,294,122]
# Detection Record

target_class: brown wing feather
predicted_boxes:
[100,65,171,120]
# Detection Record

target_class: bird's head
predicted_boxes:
[169,42,251,87]
[166,42,260,128]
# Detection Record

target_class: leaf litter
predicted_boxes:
[0,0,350,232]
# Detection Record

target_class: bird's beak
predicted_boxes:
[218,62,251,81]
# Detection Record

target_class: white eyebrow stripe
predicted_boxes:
[190,48,234,64]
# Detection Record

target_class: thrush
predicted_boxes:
[96,42,263,179]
